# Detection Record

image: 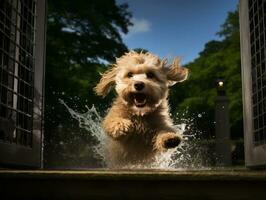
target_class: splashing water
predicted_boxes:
[59,99,107,166]
[60,100,211,170]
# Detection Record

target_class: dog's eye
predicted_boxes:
[146,72,155,79]
[127,72,133,78]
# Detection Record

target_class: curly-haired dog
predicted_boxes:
[95,51,188,167]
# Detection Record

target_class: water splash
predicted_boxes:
[60,100,211,170]
[59,99,107,166]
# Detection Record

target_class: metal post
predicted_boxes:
[215,78,232,166]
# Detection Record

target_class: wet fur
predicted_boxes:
[94,51,188,167]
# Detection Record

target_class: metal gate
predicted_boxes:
[240,0,266,167]
[0,0,46,168]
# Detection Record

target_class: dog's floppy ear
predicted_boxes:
[165,57,188,86]
[94,66,117,97]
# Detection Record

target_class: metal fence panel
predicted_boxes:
[0,0,45,168]
[240,0,266,167]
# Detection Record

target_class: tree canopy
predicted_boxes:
[44,0,132,167]
[169,10,242,139]
[45,0,132,130]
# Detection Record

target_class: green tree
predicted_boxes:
[169,10,242,139]
[44,0,132,167]
[45,0,132,128]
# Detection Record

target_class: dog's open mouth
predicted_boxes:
[133,93,147,107]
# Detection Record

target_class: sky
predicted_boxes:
[117,0,238,64]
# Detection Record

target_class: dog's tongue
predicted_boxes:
[134,93,146,107]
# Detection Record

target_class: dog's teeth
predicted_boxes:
[134,98,146,107]
[133,93,147,107]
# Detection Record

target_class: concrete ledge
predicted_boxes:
[1,169,266,199]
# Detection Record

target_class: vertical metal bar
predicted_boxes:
[34,0,46,168]
[12,0,20,141]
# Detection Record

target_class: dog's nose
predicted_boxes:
[134,82,145,91]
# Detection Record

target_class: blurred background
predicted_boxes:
[44,0,243,168]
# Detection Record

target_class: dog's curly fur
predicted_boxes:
[95,51,188,167]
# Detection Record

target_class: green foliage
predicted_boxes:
[45,0,131,130]
[169,10,242,139]
[44,0,132,167]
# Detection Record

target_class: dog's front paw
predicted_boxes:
[154,132,182,151]
[103,118,132,139]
